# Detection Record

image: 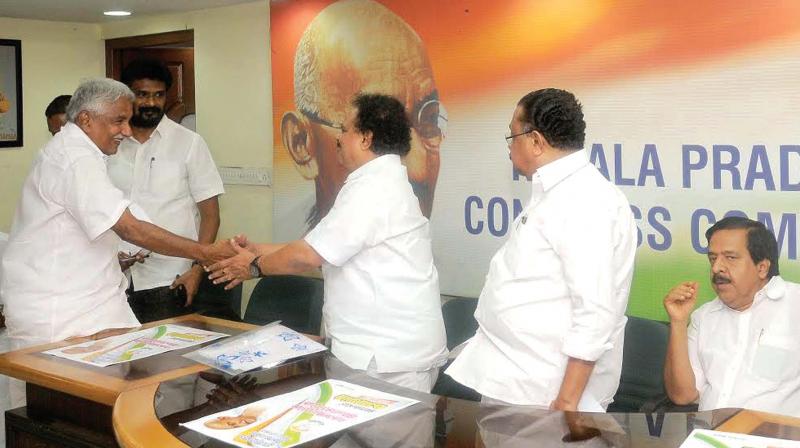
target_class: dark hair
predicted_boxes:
[705,216,780,278]
[517,88,586,150]
[45,95,71,118]
[121,58,173,90]
[352,93,411,156]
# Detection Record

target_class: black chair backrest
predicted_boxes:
[608,316,670,412]
[245,275,324,335]
[441,297,479,350]
[192,275,243,322]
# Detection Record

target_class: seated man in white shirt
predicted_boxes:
[0,78,233,406]
[445,88,637,411]
[206,93,448,393]
[664,216,800,417]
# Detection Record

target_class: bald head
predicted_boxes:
[284,0,444,222]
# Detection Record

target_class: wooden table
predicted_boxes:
[0,314,256,447]
[112,358,800,448]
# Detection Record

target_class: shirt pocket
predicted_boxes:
[749,332,800,385]
[146,158,188,200]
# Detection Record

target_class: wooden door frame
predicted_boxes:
[105,30,194,79]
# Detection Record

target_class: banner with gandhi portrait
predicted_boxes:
[271,0,800,321]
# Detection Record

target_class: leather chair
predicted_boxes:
[608,316,698,413]
[244,275,324,335]
[431,296,481,401]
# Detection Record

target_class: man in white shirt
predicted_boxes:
[207,93,448,393]
[664,217,800,416]
[108,58,224,322]
[0,78,232,406]
[445,89,637,411]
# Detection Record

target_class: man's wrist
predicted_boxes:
[249,255,263,278]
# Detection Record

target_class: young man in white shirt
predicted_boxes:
[664,216,800,416]
[108,59,224,322]
[445,88,637,411]
[207,93,448,393]
[0,78,233,406]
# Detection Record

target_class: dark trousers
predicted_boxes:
[127,276,243,324]
[127,284,192,323]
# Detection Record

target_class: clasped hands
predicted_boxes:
[200,235,258,290]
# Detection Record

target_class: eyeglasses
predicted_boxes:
[134,90,166,100]
[298,97,448,145]
[412,99,448,145]
[505,129,534,143]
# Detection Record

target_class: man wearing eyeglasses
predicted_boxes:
[107,58,224,322]
[446,89,637,412]
[279,0,446,228]
[208,93,448,393]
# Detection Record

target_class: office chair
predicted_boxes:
[432,296,481,401]
[244,275,324,335]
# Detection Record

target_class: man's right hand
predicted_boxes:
[663,281,698,323]
[118,250,148,272]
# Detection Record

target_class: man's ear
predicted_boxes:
[360,130,373,152]
[76,110,92,130]
[281,111,318,179]
[757,259,770,280]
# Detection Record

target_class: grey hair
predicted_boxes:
[66,78,134,122]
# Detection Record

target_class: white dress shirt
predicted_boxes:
[446,150,637,409]
[0,122,140,346]
[107,117,224,290]
[689,276,800,416]
[304,154,448,373]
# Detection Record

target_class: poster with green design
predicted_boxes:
[182,379,418,447]
[43,324,228,367]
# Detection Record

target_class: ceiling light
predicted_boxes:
[103,10,132,17]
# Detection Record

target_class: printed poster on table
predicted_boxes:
[181,379,418,447]
[679,429,800,448]
[184,323,328,375]
[43,324,228,367]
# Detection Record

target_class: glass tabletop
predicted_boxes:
[151,354,792,448]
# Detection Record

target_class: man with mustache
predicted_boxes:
[0,78,234,405]
[664,216,800,416]
[108,58,224,322]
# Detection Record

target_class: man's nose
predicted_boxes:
[711,258,725,273]
[121,120,132,137]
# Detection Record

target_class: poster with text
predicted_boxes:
[271,0,800,320]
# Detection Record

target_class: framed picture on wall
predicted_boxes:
[0,39,22,148]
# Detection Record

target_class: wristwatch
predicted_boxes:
[249,256,263,278]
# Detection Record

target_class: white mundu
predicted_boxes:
[304,154,448,376]
[447,150,637,410]
[1,122,140,349]
[107,116,223,290]
[689,276,800,416]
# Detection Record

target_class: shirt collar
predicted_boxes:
[62,121,108,161]
[530,150,588,195]
[345,154,401,183]
[708,275,786,313]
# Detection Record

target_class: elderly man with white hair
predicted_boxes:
[0,78,232,406]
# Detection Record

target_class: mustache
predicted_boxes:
[712,273,731,284]
[138,106,162,115]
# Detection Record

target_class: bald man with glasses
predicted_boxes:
[279,0,446,228]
